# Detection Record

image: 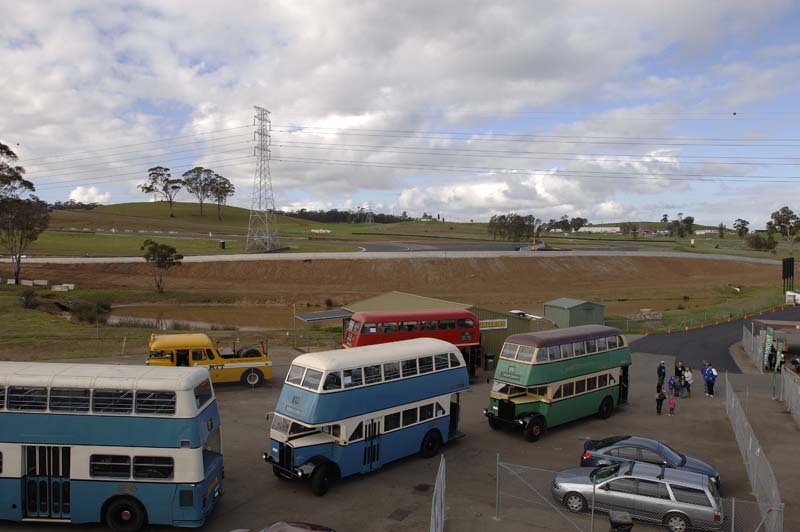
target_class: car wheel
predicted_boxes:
[563,492,587,513]
[241,368,264,387]
[310,463,335,496]
[524,417,544,442]
[487,415,501,430]
[598,396,614,419]
[104,497,147,532]
[420,430,443,458]
[664,512,690,532]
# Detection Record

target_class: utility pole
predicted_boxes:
[246,106,280,252]
[364,201,375,224]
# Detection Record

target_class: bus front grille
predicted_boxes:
[498,400,516,420]
[278,442,293,470]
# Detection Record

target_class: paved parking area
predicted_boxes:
[12,349,754,532]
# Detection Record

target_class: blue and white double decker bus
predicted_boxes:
[0,362,223,532]
[264,338,469,495]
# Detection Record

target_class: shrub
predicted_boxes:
[324,298,335,308]
[746,233,778,251]
[20,288,38,309]
[72,301,98,323]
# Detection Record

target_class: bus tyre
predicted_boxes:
[523,417,544,442]
[563,492,587,513]
[104,497,147,532]
[420,430,443,458]
[242,368,264,387]
[598,396,614,419]
[664,512,690,532]
[310,463,335,496]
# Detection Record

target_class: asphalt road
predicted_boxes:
[3,250,782,265]
[630,305,800,373]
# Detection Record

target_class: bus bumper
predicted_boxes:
[263,452,304,479]
[483,409,526,430]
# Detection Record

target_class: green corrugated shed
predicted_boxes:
[543,297,604,328]
[342,291,553,358]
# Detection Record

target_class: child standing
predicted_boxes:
[668,393,677,416]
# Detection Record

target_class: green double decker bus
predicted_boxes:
[483,325,631,442]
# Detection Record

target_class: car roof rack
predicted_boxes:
[625,460,635,476]
[657,463,666,480]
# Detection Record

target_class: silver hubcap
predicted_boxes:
[566,495,583,511]
[667,516,686,531]
[247,372,258,384]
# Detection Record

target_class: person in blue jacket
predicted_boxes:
[705,363,718,397]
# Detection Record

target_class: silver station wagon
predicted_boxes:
[552,462,723,532]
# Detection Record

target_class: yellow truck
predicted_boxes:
[146,333,272,386]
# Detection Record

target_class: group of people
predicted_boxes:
[655,359,718,415]
[766,344,786,373]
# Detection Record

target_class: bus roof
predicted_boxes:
[350,308,477,322]
[0,362,210,392]
[506,325,623,348]
[149,333,214,350]
[293,338,461,371]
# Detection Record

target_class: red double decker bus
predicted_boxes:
[343,308,482,376]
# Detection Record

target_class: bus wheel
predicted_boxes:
[523,417,544,442]
[310,463,335,496]
[598,396,614,419]
[420,430,443,458]
[104,497,147,532]
[242,368,264,387]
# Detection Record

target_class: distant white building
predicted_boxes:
[578,226,621,234]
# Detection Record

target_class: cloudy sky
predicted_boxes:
[2,1,799,226]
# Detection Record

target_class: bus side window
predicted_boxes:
[402,408,418,427]
[402,359,418,377]
[535,348,548,362]
[597,337,607,351]
[419,356,434,374]
[553,386,563,399]
[548,346,561,361]
[449,353,461,367]
[343,368,363,388]
[402,321,418,332]
[364,365,382,385]
[434,354,449,371]
[323,371,343,391]
[420,404,434,421]
[435,402,446,416]
[561,343,574,358]
[586,376,597,390]
[573,341,586,356]
[176,350,190,367]
[617,335,625,347]
[362,323,376,334]
[380,322,399,334]
[191,349,204,361]
[383,362,401,381]
[575,380,586,394]
[457,318,474,328]
[439,319,456,330]
[606,336,619,349]
[349,422,363,442]
[384,412,400,431]
[586,339,597,353]
[598,374,608,387]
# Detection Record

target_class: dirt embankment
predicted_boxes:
[15,255,779,316]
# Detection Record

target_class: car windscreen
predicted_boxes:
[658,442,684,466]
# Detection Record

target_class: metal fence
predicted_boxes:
[777,367,800,427]
[495,456,772,532]
[724,374,784,532]
[430,455,446,532]
[741,326,763,373]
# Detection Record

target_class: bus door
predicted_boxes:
[361,418,381,472]
[448,394,463,439]
[23,446,71,520]
[619,365,630,404]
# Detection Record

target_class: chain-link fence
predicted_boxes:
[777,368,800,427]
[496,456,777,532]
[724,374,784,532]
[741,326,763,372]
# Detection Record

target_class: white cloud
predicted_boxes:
[68,186,111,203]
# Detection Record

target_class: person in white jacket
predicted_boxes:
[684,366,694,398]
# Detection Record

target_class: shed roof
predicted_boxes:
[343,291,470,312]
[544,297,595,309]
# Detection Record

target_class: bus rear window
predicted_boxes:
[286,365,305,385]
[301,369,323,391]
[194,379,213,409]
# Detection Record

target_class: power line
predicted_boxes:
[16,124,255,164]
[271,155,800,183]
[273,125,800,145]
[273,140,800,166]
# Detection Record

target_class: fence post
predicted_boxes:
[495,453,500,521]
[731,497,735,532]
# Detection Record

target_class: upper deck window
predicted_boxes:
[561,343,574,358]
[49,388,91,412]
[597,337,607,350]
[7,387,47,411]
[401,321,418,332]
[343,368,363,388]
[607,336,619,349]
[379,322,399,334]
[0,386,5,409]
[93,390,134,414]
[457,318,475,329]
[362,323,376,334]
[419,320,437,330]
[418,356,434,374]
[402,359,418,377]
[194,379,213,409]
[517,346,534,362]
[383,362,401,381]
[286,365,305,385]
[323,371,342,391]
[364,365,382,385]
[573,341,586,356]
[449,353,461,367]
[439,319,456,330]
[135,391,177,415]
[500,343,519,360]
[434,354,449,371]
[301,369,323,391]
